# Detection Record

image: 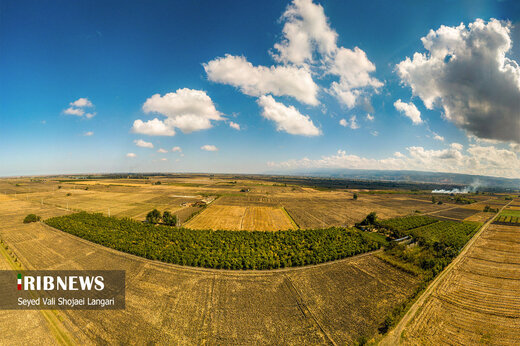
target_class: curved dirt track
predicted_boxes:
[0,196,419,345]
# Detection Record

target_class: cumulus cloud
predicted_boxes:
[70,98,93,108]
[204,55,319,105]
[257,95,321,136]
[204,0,381,126]
[366,114,374,121]
[229,121,241,130]
[134,139,154,148]
[328,47,383,108]
[126,153,136,158]
[134,88,223,135]
[394,99,422,124]
[269,143,520,178]
[172,146,182,152]
[63,107,85,116]
[201,144,218,152]
[157,148,168,153]
[396,18,520,143]
[349,115,359,129]
[272,0,337,66]
[339,116,359,129]
[64,98,94,118]
[433,133,445,141]
[131,118,175,136]
[83,131,94,136]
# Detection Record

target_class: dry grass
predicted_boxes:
[0,195,420,344]
[185,205,297,231]
[401,223,520,345]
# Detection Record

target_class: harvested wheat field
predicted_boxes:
[0,195,420,345]
[184,204,297,231]
[397,223,520,345]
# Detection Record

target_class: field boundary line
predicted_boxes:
[281,206,300,229]
[380,200,513,345]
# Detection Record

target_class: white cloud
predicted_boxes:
[172,146,182,152]
[272,0,337,66]
[83,131,94,136]
[205,0,381,114]
[371,131,379,136]
[394,99,422,124]
[366,114,374,121]
[131,118,175,136]
[126,153,136,158]
[349,115,359,129]
[137,88,223,134]
[64,98,94,118]
[396,18,520,143]
[339,116,359,129]
[433,134,444,141]
[328,47,383,108]
[157,148,168,153]
[70,98,93,108]
[257,95,321,136]
[201,144,218,152]
[204,55,319,105]
[269,143,520,178]
[510,143,520,152]
[134,139,154,148]
[63,107,85,116]
[229,121,241,130]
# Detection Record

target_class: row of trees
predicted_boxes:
[44,212,387,270]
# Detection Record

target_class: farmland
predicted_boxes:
[382,199,519,345]
[0,192,419,344]
[0,175,516,344]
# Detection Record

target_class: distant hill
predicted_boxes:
[267,169,520,192]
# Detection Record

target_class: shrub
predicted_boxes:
[353,193,358,200]
[23,214,41,223]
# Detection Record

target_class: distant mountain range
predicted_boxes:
[267,169,520,192]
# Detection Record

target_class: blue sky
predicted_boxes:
[1,0,519,177]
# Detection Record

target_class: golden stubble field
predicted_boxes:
[0,176,482,231]
[0,194,420,345]
[399,216,520,344]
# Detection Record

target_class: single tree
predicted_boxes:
[23,214,41,223]
[353,193,358,200]
[162,211,177,226]
[146,209,161,224]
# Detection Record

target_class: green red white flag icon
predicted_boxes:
[17,273,22,290]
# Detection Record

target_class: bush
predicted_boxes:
[353,193,358,200]
[146,209,161,224]
[23,214,41,223]
[162,211,177,226]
